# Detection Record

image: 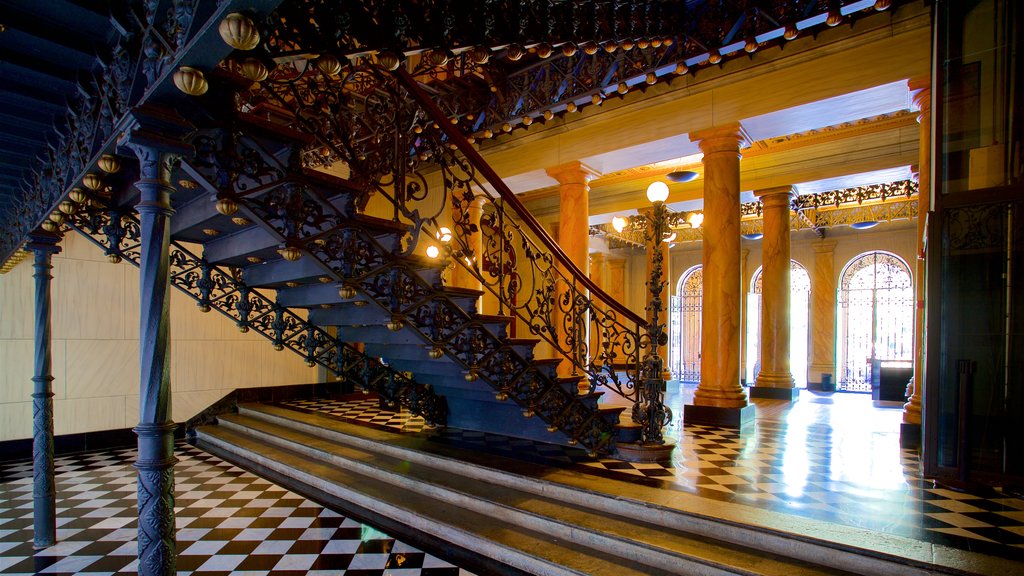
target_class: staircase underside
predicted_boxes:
[193,400,1009,576]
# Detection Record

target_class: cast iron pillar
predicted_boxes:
[126,138,180,576]
[28,231,61,549]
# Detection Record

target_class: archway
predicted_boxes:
[745,260,811,387]
[837,251,914,392]
[669,265,702,383]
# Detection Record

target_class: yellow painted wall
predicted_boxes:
[0,232,316,442]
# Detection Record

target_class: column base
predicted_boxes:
[748,386,801,401]
[684,403,756,428]
[900,422,921,449]
[615,441,676,462]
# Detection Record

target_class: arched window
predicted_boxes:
[670,265,702,382]
[746,261,811,387]
[837,251,914,392]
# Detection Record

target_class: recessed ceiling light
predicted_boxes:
[666,170,699,183]
[850,221,880,230]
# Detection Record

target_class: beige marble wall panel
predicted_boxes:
[0,402,32,440]
[262,351,317,387]
[0,263,34,340]
[0,340,33,404]
[170,289,231,341]
[59,234,110,263]
[122,264,140,341]
[172,340,259,392]
[64,340,139,399]
[171,389,232,424]
[52,258,126,340]
[54,396,127,435]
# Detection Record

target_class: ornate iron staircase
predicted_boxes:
[61,100,645,455]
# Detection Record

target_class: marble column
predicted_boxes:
[28,231,61,549]
[809,240,838,389]
[606,257,627,362]
[750,186,799,401]
[903,79,930,447]
[127,140,180,576]
[590,252,606,363]
[545,161,600,378]
[684,125,755,427]
[644,213,672,381]
[739,248,750,383]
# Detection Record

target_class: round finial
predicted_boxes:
[239,58,269,82]
[82,173,102,190]
[219,13,260,50]
[315,54,342,76]
[215,197,238,216]
[173,66,208,96]
[98,154,121,173]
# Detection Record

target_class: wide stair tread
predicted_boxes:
[198,423,670,576]
[203,408,856,576]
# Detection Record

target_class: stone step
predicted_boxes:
[197,424,671,576]
[198,407,860,576]
[219,403,968,576]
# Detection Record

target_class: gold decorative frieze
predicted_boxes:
[0,247,29,274]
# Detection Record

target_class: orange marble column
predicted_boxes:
[684,125,753,427]
[739,248,750,381]
[809,239,838,388]
[546,161,600,378]
[606,257,627,361]
[645,210,672,380]
[904,79,931,434]
[590,252,606,364]
[751,186,798,400]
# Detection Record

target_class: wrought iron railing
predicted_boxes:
[179,124,618,453]
[237,62,650,409]
[61,194,447,426]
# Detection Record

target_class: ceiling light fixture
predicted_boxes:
[667,170,698,183]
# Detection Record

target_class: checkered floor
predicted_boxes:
[0,443,473,575]
[280,392,1024,558]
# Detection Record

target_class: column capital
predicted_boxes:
[908,78,931,112]
[27,231,62,256]
[690,123,751,155]
[811,239,838,254]
[545,161,601,186]
[754,185,795,202]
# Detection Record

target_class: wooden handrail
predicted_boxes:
[395,67,648,329]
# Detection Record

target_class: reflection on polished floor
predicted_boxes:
[282,387,1024,560]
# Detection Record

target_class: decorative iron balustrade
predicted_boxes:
[178,121,618,453]
[61,194,447,427]
[235,62,648,407]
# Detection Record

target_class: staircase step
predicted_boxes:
[198,423,670,576]
[195,405,870,576]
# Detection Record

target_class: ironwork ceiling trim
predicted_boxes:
[247,0,906,140]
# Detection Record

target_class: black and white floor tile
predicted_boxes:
[279,392,1024,555]
[0,443,474,575]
